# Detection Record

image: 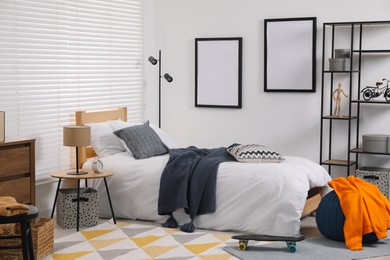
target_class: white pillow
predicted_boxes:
[86,122,125,158]
[150,124,178,149]
[108,120,178,149]
[108,120,137,131]
[107,121,137,153]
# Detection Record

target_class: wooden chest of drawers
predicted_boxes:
[0,139,35,205]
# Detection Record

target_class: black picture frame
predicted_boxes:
[195,37,242,108]
[264,17,316,92]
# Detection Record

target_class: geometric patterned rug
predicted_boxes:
[43,219,238,260]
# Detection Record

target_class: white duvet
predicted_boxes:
[85,152,331,236]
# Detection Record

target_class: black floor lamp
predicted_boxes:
[148,50,173,128]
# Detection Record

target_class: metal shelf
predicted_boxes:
[353,49,390,54]
[322,115,358,120]
[324,70,360,73]
[351,99,390,104]
[319,21,390,177]
[351,148,390,156]
[321,160,357,167]
[324,21,390,26]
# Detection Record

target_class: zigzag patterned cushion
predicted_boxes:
[227,144,285,163]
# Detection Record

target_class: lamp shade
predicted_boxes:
[163,73,173,82]
[148,56,158,65]
[63,125,91,147]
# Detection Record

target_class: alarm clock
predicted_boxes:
[92,157,104,173]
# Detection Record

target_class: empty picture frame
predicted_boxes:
[195,37,242,108]
[264,17,316,92]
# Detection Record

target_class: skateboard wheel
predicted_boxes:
[238,240,248,251]
[288,244,297,253]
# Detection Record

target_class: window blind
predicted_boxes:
[0,0,144,181]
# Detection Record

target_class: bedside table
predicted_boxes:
[50,169,116,231]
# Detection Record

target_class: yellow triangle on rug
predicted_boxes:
[143,245,179,258]
[89,238,127,250]
[131,235,165,248]
[81,229,115,240]
[184,242,222,255]
[51,251,94,260]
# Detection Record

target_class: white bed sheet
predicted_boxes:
[84,152,331,236]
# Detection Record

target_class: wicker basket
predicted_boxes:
[356,167,390,199]
[0,217,54,260]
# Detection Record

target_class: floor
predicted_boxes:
[53,215,390,259]
[300,216,390,260]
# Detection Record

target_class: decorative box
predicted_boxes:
[356,167,390,199]
[334,49,351,58]
[0,217,54,260]
[362,134,390,153]
[56,187,99,229]
[329,58,350,71]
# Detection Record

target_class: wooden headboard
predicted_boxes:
[75,107,127,167]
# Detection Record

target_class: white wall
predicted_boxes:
[144,0,390,169]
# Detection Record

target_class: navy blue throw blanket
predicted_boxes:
[158,146,235,232]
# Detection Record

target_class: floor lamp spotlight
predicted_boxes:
[148,50,173,128]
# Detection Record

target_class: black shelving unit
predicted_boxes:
[319,20,390,176]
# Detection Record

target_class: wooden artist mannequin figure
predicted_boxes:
[333,83,348,117]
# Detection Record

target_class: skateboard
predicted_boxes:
[231,234,305,253]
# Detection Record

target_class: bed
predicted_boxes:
[76,107,331,236]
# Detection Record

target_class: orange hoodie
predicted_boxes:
[329,176,390,250]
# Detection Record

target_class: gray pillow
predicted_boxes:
[113,121,168,159]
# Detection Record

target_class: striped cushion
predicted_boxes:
[227,144,284,163]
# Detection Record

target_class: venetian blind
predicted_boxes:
[0,0,144,181]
